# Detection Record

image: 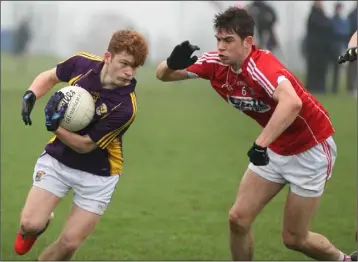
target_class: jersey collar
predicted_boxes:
[240,45,258,71]
[93,61,105,74]
[115,79,136,95]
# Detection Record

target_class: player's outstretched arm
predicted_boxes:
[156,60,190,82]
[255,80,302,148]
[156,40,200,82]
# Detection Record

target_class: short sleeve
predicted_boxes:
[248,55,289,97]
[56,52,103,83]
[87,106,135,149]
[56,54,78,82]
[186,52,217,80]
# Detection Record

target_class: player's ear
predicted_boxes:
[243,36,253,48]
[104,51,112,63]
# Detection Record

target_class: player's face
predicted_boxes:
[215,29,253,67]
[104,51,137,86]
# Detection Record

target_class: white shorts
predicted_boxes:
[32,153,119,215]
[249,136,337,197]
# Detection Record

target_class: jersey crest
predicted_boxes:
[96,103,108,116]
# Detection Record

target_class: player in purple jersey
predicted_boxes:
[16,30,148,260]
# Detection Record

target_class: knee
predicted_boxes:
[282,230,307,251]
[58,234,82,253]
[228,208,252,234]
[20,217,48,234]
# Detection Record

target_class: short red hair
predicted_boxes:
[107,29,149,68]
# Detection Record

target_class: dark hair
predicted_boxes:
[213,7,255,40]
[107,29,149,67]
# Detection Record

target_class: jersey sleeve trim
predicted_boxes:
[277,75,289,85]
[185,70,199,78]
[58,52,103,65]
[195,52,224,66]
[77,52,103,62]
[246,57,276,97]
[68,74,82,85]
[185,52,220,80]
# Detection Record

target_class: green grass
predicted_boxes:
[1,54,357,260]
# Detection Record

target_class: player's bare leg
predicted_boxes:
[282,191,351,260]
[229,168,285,261]
[14,186,61,255]
[37,204,101,261]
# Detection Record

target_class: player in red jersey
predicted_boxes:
[156,7,356,261]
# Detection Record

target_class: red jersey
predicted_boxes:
[186,45,335,155]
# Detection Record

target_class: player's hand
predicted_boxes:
[338,47,357,64]
[44,91,67,132]
[247,143,269,166]
[166,40,200,70]
[21,90,37,125]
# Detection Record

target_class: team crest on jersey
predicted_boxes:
[35,171,45,182]
[96,103,108,116]
[227,95,271,113]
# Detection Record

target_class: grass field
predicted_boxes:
[1,54,357,260]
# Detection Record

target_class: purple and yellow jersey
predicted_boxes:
[45,52,137,177]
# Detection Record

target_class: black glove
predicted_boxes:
[21,90,37,125]
[44,91,67,132]
[247,143,269,166]
[338,47,357,64]
[166,40,200,70]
